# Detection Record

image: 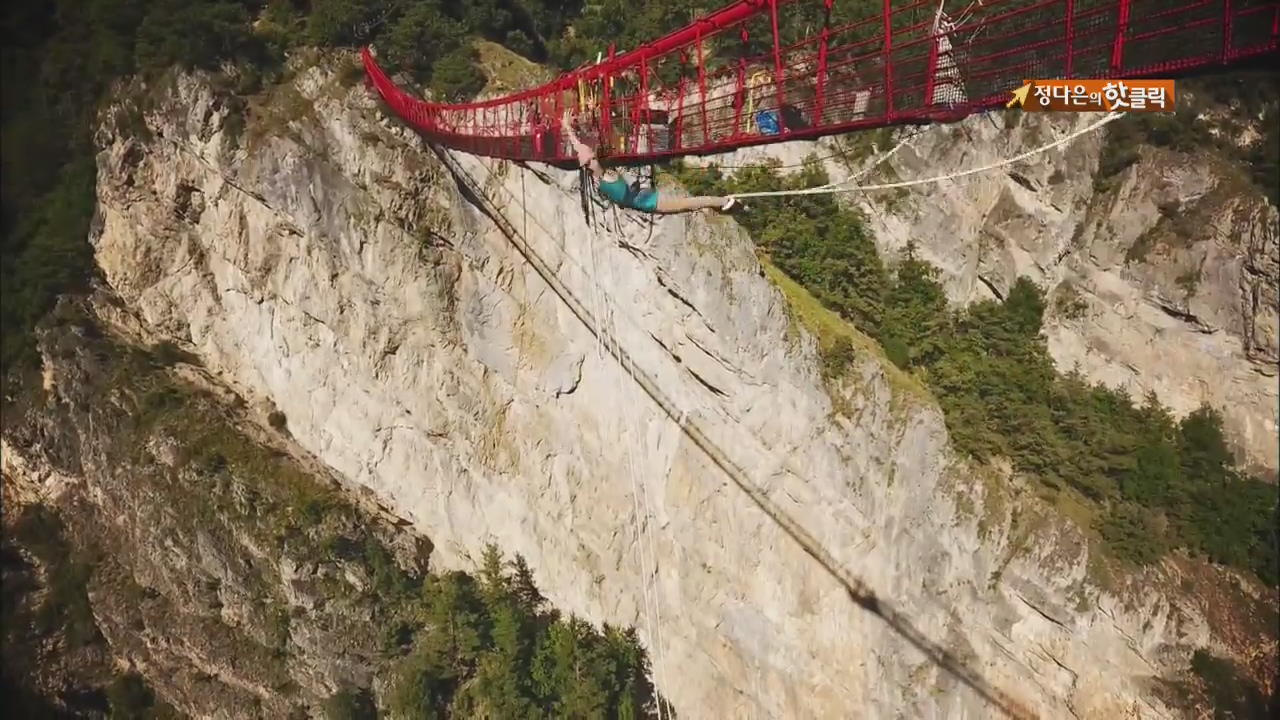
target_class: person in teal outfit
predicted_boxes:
[562,113,741,215]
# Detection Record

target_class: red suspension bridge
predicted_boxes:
[362,0,1280,167]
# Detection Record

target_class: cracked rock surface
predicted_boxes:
[81,56,1277,718]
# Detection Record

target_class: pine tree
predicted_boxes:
[881,244,949,368]
[478,543,510,607]
[510,555,545,612]
[423,572,486,674]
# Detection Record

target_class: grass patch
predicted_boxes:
[243,79,316,152]
[473,40,553,95]
[760,256,931,408]
[1052,487,1102,539]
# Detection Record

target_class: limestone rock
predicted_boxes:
[701,110,1279,474]
[76,55,1276,718]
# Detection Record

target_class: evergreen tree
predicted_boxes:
[381,1,466,83]
[510,555,545,612]
[880,244,949,368]
[388,549,660,718]
[1178,406,1234,484]
[478,543,510,604]
[135,0,256,71]
[430,46,485,101]
[422,572,486,675]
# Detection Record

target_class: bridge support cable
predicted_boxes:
[426,142,1037,720]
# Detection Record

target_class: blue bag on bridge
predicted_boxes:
[755,110,781,136]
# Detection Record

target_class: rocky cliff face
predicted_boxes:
[873,112,1278,477]
[698,107,1279,475]
[14,51,1274,717]
[2,297,432,717]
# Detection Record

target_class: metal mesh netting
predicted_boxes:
[363,0,1279,166]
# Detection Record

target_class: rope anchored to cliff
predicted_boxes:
[726,112,1124,200]
[427,140,1038,720]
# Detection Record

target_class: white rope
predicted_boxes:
[580,201,673,715]
[647,398,687,684]
[722,125,921,201]
[933,0,950,33]
[728,111,1124,200]
[952,0,983,30]
[847,126,925,183]
[581,196,669,720]
[595,219,675,715]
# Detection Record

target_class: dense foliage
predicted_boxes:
[5,496,662,716]
[1096,69,1279,203]
[2,0,269,374]
[1,0,548,376]
[1189,650,1276,720]
[675,159,1279,585]
[384,545,663,719]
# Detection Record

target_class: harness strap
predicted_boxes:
[579,167,594,227]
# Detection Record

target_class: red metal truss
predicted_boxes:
[362,0,1280,167]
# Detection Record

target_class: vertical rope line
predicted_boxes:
[595,214,673,720]
[582,190,668,720]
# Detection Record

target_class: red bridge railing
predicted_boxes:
[362,0,1280,166]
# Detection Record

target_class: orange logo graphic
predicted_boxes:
[1008,79,1176,112]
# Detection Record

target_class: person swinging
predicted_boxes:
[561,113,742,215]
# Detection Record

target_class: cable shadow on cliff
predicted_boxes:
[424,138,1038,720]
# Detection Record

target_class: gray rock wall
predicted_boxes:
[695,110,1279,474]
[81,55,1276,718]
